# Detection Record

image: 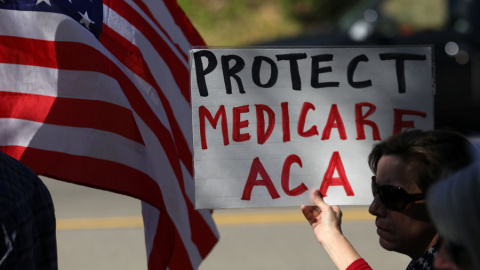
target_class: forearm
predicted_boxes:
[321,233,362,270]
[302,191,363,270]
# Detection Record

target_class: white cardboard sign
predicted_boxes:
[191,47,433,209]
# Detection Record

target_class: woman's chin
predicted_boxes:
[378,237,397,252]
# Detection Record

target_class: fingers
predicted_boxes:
[301,205,313,222]
[332,205,343,226]
[310,189,343,217]
[301,204,320,224]
[332,205,342,216]
[302,189,344,223]
[311,189,329,209]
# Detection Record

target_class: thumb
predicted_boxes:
[311,189,328,209]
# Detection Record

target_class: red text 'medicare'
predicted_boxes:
[199,102,427,149]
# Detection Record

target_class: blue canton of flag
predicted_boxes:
[0,0,103,37]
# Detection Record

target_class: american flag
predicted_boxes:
[0,0,218,269]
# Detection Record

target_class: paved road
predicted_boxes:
[42,177,410,270]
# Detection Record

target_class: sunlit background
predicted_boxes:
[48,1,480,269]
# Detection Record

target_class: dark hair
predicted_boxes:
[368,129,474,192]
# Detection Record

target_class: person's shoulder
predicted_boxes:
[0,151,43,186]
[406,243,439,270]
[0,151,51,209]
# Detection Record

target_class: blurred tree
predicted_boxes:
[381,0,448,31]
[281,0,363,29]
[178,0,362,45]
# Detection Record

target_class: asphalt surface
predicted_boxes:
[42,177,411,270]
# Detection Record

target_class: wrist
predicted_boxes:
[319,228,344,246]
[320,230,345,247]
[321,233,361,270]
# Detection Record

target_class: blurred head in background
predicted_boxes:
[428,162,480,270]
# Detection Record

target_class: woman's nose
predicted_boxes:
[368,195,384,216]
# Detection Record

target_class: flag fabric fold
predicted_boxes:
[0,0,218,269]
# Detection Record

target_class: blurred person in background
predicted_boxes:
[427,162,480,270]
[302,129,474,270]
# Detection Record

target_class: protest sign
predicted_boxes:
[191,47,434,209]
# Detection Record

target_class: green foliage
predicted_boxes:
[177,0,447,46]
[177,0,298,45]
[178,0,361,46]
[381,0,448,31]
[280,0,361,26]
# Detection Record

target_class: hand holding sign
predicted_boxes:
[301,189,361,270]
[301,189,343,245]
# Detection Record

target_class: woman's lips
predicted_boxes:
[375,221,391,237]
[376,227,390,238]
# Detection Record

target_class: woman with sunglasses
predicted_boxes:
[427,162,480,270]
[302,129,474,270]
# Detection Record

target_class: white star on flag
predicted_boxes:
[78,11,94,29]
[36,0,51,6]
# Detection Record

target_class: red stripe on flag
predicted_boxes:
[0,91,144,145]
[130,0,189,62]
[99,25,156,85]
[189,209,218,258]
[147,213,176,269]
[168,227,195,270]
[160,0,206,47]
[0,35,58,68]
[103,1,191,102]
[148,214,192,270]
[100,25,193,174]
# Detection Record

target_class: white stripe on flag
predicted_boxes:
[0,119,152,177]
[0,64,130,107]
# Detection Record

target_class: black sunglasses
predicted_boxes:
[371,176,425,210]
